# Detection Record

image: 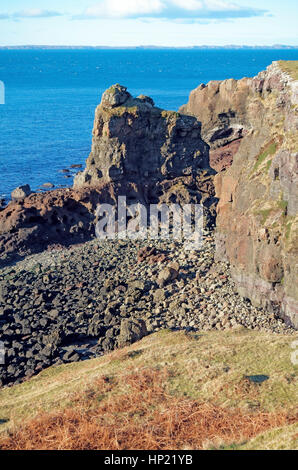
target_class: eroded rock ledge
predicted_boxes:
[181,61,298,328]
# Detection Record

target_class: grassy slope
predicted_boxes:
[278,60,298,80]
[0,328,297,449]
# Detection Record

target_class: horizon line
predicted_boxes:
[0,44,298,50]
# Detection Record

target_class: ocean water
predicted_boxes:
[0,48,298,200]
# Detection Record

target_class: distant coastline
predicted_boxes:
[0,45,298,50]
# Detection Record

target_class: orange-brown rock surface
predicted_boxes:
[179,77,251,171]
[185,61,297,328]
[0,185,112,264]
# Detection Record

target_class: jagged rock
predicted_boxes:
[74,84,215,210]
[0,185,116,264]
[137,246,167,264]
[0,86,217,263]
[11,185,32,201]
[180,77,252,171]
[117,318,148,347]
[186,61,297,328]
[101,84,131,108]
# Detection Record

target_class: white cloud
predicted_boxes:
[0,9,63,20]
[14,9,63,18]
[75,0,267,20]
[85,0,163,18]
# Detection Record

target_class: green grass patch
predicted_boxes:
[277,199,288,214]
[231,423,298,450]
[257,209,272,225]
[161,110,180,120]
[253,142,277,173]
[266,159,272,173]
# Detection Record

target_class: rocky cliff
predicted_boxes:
[0,85,216,263]
[179,76,251,171]
[74,84,216,210]
[181,61,298,328]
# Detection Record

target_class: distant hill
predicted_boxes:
[0,45,298,50]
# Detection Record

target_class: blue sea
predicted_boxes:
[0,48,298,200]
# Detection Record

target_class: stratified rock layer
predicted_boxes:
[182,61,298,327]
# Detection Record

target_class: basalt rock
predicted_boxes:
[0,85,216,263]
[74,84,211,188]
[74,84,216,213]
[196,61,298,328]
[0,184,117,264]
[180,76,252,171]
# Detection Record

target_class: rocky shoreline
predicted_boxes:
[0,229,294,388]
[0,61,297,388]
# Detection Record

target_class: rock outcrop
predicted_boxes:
[11,185,32,202]
[75,84,210,187]
[179,78,251,172]
[0,85,216,263]
[0,186,113,264]
[182,61,298,327]
[74,84,215,209]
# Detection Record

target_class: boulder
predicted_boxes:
[117,318,148,348]
[11,185,32,201]
[157,266,178,286]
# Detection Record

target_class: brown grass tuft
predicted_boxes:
[0,368,296,450]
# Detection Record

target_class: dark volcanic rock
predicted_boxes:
[74,84,211,188]
[73,84,217,221]
[117,318,148,348]
[0,85,217,263]
[0,186,116,264]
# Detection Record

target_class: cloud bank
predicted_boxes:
[0,9,63,20]
[0,1,268,22]
[75,0,268,20]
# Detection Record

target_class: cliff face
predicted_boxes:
[74,84,215,210]
[182,61,298,327]
[179,77,252,172]
[0,85,216,262]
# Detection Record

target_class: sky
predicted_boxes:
[0,0,297,47]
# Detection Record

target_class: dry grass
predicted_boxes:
[1,368,296,451]
[0,329,297,438]
[278,61,298,81]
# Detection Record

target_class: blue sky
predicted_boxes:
[0,0,297,46]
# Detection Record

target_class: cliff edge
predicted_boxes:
[181,61,298,327]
